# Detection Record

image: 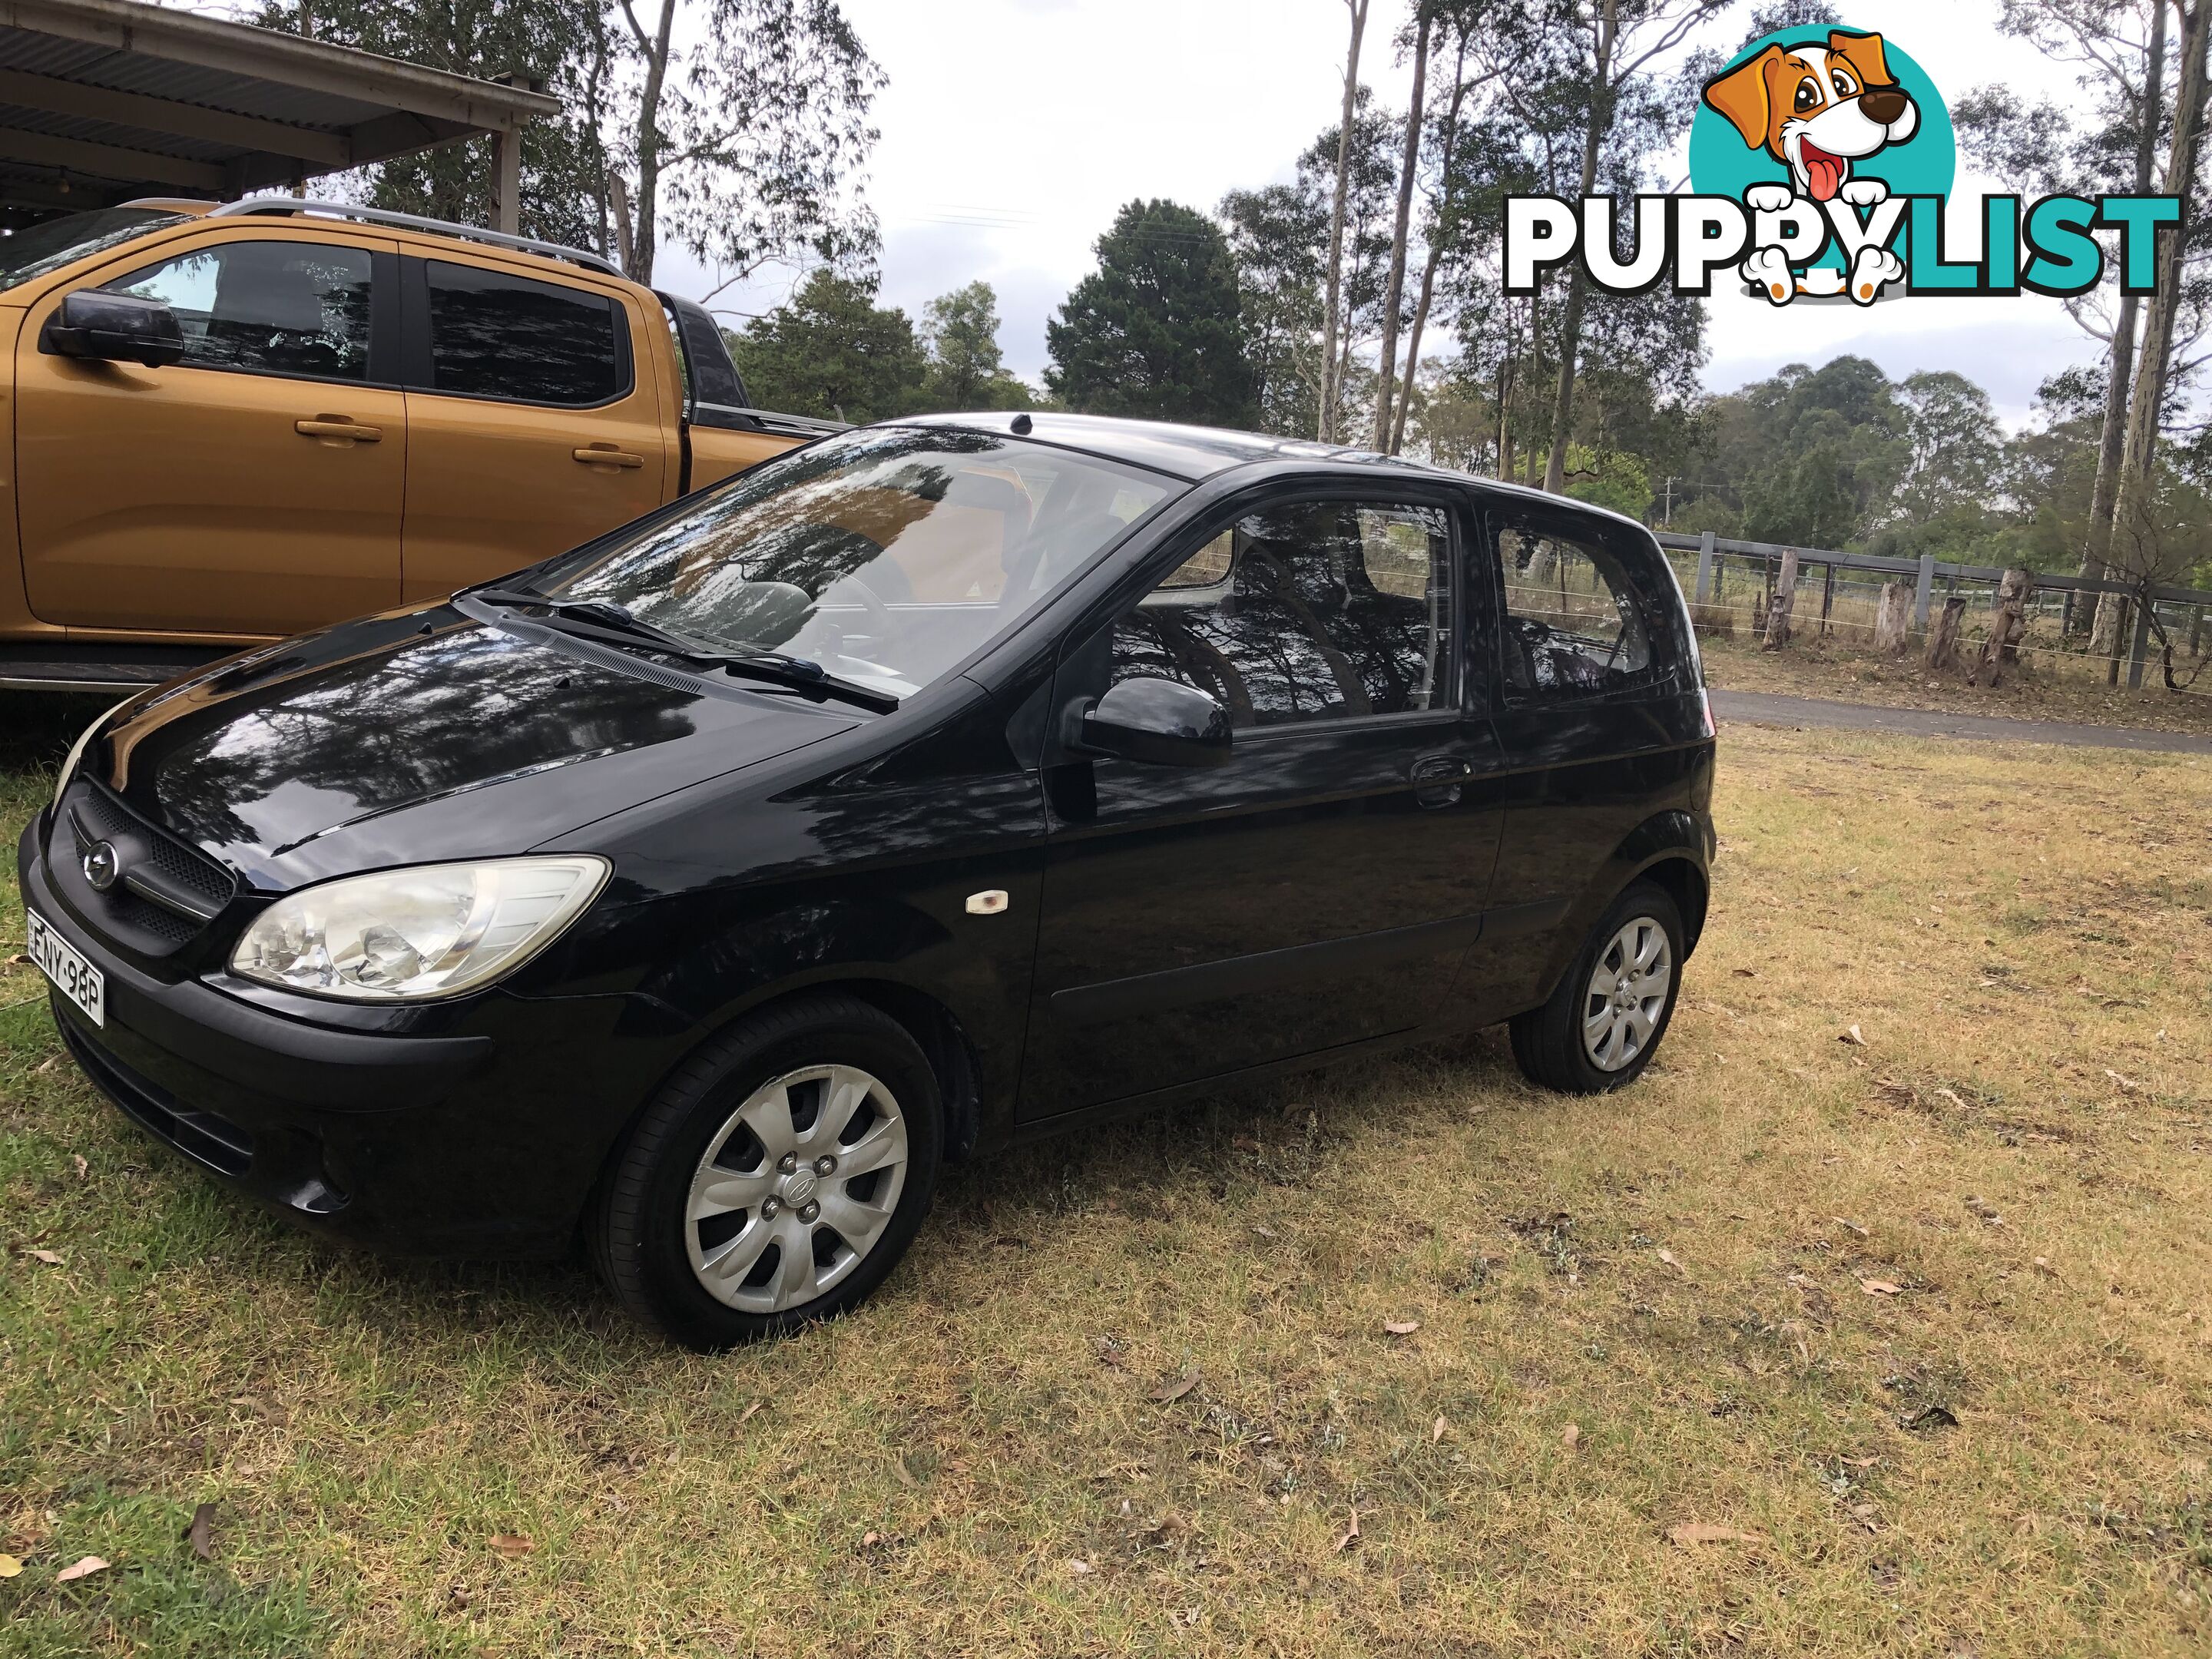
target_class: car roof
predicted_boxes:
[895,410,1655,534]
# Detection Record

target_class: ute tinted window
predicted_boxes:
[105,240,373,381]
[422,260,623,405]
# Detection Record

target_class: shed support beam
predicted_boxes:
[489,124,520,233]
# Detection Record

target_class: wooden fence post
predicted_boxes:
[1873,581,1912,653]
[1913,552,1936,633]
[1760,548,1800,651]
[1971,567,2032,687]
[2127,598,2154,690]
[1694,530,1716,604]
[1819,560,1836,637]
[1924,594,1967,672]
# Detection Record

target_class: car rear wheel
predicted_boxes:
[592,995,942,1349]
[1508,881,1684,1095]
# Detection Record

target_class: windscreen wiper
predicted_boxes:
[472,586,899,714]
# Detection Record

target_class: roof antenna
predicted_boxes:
[1010,413,1032,435]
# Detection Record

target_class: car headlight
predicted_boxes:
[229,857,610,1002]
[51,699,130,822]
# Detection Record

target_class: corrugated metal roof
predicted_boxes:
[0,0,561,212]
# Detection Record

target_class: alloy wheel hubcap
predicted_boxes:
[1581,916,1672,1072]
[683,1063,909,1313]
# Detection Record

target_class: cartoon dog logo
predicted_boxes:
[1702,29,1919,306]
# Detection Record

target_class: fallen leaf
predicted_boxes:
[184,1502,215,1561]
[893,1455,924,1490]
[1333,1508,1361,1552]
[1431,1416,1447,1443]
[1668,1523,1765,1547]
[1231,1134,1261,1152]
[1657,1248,1685,1273]
[1901,1403,1959,1431]
[1730,967,1757,977]
[861,1531,883,1550]
[487,1534,535,1558]
[24,1248,64,1266]
[1561,1423,1581,1451]
[55,1556,109,1583]
[5,952,29,965]
[71,1154,88,1180]
[1839,1025,1866,1046]
[2104,1068,2144,1094]
[0,1555,20,1578]
[1859,1279,1902,1296]
[1149,1366,1198,1403]
[1067,1557,1092,1575]
[1833,1217,1869,1237]
[2032,1256,2061,1278]
[737,1399,763,1425]
[1382,1320,1421,1336]
[1935,1087,1969,1111]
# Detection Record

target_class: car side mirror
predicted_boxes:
[41,290,184,367]
[1073,677,1233,767]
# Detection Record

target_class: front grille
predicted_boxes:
[60,782,237,949]
[61,1020,255,1176]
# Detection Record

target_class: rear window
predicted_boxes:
[422,260,624,405]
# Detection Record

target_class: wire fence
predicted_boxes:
[1654,532,2212,696]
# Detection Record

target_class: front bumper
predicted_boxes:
[20,818,657,1257]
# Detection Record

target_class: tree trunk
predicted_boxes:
[1923,595,1967,672]
[1389,43,1469,455]
[1873,581,1913,653]
[608,168,637,275]
[1372,6,1431,449]
[1971,568,2032,687]
[623,0,680,285]
[1319,0,1371,442]
[1760,548,1800,651]
[2076,0,2166,636]
[1542,0,1615,495]
[2101,0,2210,656]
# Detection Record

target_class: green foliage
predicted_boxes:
[919,283,1033,411]
[728,270,924,424]
[1046,200,1255,426]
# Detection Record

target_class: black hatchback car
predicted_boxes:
[22,413,1714,1348]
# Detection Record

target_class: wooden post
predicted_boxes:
[1694,529,1716,603]
[1873,581,1913,653]
[2190,604,2204,657]
[1760,548,1800,651]
[1924,594,1967,672]
[1971,567,2032,687]
[1819,559,1836,637]
[2127,597,2154,689]
[1913,552,1936,632]
[490,124,522,233]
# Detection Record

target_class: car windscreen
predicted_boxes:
[532,426,1184,700]
[0,207,186,293]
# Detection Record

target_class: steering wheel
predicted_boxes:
[818,568,902,661]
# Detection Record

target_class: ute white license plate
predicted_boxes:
[27,907,103,1028]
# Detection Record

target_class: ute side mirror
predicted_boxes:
[1071,676,1233,768]
[41,290,184,367]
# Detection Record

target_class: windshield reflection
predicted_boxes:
[535,427,1181,697]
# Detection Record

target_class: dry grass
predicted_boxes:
[1701,633,2212,737]
[2,707,2208,1657]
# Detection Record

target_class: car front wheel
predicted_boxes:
[593,995,942,1349]
[1508,880,1684,1094]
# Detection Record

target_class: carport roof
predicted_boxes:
[0,0,561,217]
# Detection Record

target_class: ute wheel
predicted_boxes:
[1508,881,1684,1095]
[593,994,942,1350]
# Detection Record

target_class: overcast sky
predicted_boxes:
[644,1,2111,426]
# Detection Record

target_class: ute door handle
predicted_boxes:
[1411,753,1473,809]
[295,417,381,442]
[573,445,644,469]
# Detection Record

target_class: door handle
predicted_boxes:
[295,418,381,442]
[1411,753,1473,809]
[573,446,644,469]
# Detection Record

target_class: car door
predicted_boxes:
[1018,485,1505,1119]
[397,255,668,601]
[1459,500,1687,1014]
[15,227,406,636]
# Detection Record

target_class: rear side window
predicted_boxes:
[422,260,623,405]
[104,239,373,381]
[1493,519,1667,701]
[1113,498,1455,728]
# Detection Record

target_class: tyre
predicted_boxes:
[593,994,942,1350]
[1508,880,1684,1095]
